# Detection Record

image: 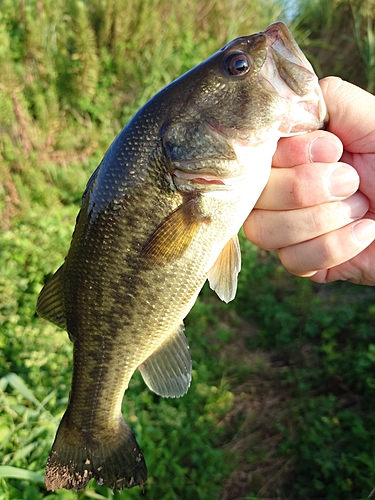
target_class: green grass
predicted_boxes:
[1,0,375,499]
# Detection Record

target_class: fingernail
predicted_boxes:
[352,220,375,243]
[309,136,343,162]
[328,165,359,198]
[341,193,369,219]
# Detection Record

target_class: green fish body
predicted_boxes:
[37,22,327,491]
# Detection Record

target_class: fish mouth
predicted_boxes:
[263,22,328,131]
[261,22,328,133]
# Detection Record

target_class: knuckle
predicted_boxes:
[309,205,325,234]
[290,169,308,209]
[278,246,301,275]
[315,239,335,266]
[244,211,275,250]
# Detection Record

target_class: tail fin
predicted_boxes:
[45,413,147,491]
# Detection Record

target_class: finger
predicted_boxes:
[246,192,369,251]
[278,218,375,278]
[273,130,343,168]
[255,162,359,210]
[320,77,375,153]
[309,242,375,285]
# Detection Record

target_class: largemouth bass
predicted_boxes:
[37,22,327,491]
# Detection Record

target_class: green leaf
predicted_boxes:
[0,465,44,483]
[2,373,55,420]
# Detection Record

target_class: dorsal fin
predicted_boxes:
[36,265,67,332]
[142,198,209,263]
[138,323,191,398]
[207,234,241,303]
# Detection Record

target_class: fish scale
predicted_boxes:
[37,22,327,491]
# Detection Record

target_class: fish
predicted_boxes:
[37,21,327,491]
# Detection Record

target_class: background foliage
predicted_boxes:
[1,0,375,499]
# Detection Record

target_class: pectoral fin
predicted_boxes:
[138,323,191,398]
[36,265,67,332]
[142,198,208,263]
[207,234,241,303]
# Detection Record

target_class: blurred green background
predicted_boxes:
[1,0,375,498]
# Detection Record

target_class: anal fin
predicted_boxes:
[207,234,241,303]
[138,323,191,398]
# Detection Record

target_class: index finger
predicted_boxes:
[255,161,359,210]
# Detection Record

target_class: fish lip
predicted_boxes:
[263,22,313,75]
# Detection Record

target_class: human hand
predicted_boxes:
[244,76,375,285]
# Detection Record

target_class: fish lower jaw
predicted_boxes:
[280,96,327,136]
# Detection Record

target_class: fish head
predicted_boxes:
[162,21,327,191]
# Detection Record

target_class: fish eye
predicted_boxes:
[224,52,251,77]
